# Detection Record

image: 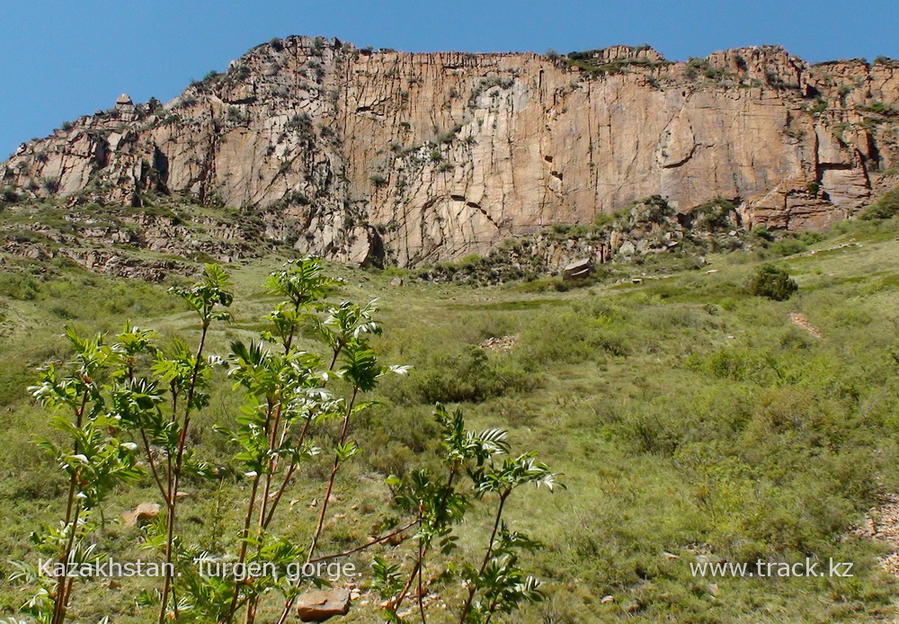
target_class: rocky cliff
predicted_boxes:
[2,37,897,267]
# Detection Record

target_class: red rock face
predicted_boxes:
[1,38,896,266]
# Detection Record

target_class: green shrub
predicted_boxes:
[861,100,899,116]
[593,208,627,228]
[387,345,529,404]
[766,236,807,257]
[225,106,244,123]
[809,99,827,114]
[40,176,59,193]
[636,195,674,223]
[690,197,736,231]
[798,230,825,245]
[285,112,313,135]
[515,306,631,366]
[564,49,667,78]
[861,186,899,220]
[1,187,18,204]
[0,272,40,300]
[746,264,798,300]
[752,225,774,241]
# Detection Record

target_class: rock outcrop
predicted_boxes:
[122,502,161,527]
[415,195,743,284]
[294,588,351,622]
[1,37,896,267]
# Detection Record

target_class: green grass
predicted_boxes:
[0,217,897,622]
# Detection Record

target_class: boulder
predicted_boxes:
[618,241,636,256]
[295,589,351,622]
[122,502,161,527]
[562,258,592,280]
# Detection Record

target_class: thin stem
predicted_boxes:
[328,342,343,372]
[225,470,262,624]
[393,465,460,619]
[166,384,178,495]
[307,387,357,560]
[276,386,358,624]
[51,499,82,624]
[262,462,297,530]
[158,323,209,624]
[257,396,281,530]
[244,398,277,624]
[243,597,259,624]
[393,506,428,617]
[62,574,76,612]
[255,307,305,532]
[244,298,304,624]
[308,518,419,564]
[417,529,427,624]
[328,348,339,371]
[157,500,177,624]
[481,492,509,574]
[262,414,313,530]
[483,595,501,624]
[51,493,76,624]
[392,558,421,615]
[458,490,510,624]
[51,389,89,624]
[284,298,301,352]
[139,427,170,506]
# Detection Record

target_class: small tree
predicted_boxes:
[17,329,144,624]
[372,405,560,624]
[747,264,798,301]
[13,259,560,624]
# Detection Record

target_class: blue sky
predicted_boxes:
[1,0,896,158]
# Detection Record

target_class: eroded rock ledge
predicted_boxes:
[2,38,897,267]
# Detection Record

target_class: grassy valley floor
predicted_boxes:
[0,216,897,623]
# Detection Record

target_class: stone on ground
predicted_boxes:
[295,588,351,622]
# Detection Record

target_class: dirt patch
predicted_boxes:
[788,312,823,338]
[854,494,899,577]
[478,335,518,352]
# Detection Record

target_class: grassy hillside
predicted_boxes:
[0,214,897,623]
